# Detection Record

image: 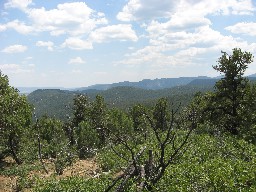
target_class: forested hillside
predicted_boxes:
[27,83,214,120]
[1,48,256,191]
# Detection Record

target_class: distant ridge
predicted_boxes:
[187,79,217,87]
[248,73,256,78]
[17,87,67,94]
[75,76,212,91]
[18,74,256,94]
[26,75,256,120]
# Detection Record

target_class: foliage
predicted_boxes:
[27,84,213,120]
[34,176,112,192]
[157,134,256,191]
[72,94,108,157]
[153,98,170,131]
[104,98,196,191]
[27,89,74,121]
[35,116,66,158]
[0,71,32,164]
[98,133,256,192]
[107,108,134,139]
[190,48,256,141]
[73,94,90,127]
[90,95,108,146]
[35,116,74,174]
[211,48,254,135]
[75,121,100,158]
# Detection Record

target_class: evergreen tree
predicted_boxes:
[90,95,108,146]
[212,48,253,135]
[0,72,32,164]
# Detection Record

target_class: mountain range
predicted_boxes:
[18,76,213,94]
[18,74,256,94]
[26,74,256,120]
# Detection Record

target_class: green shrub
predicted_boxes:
[34,176,111,192]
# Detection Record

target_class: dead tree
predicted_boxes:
[105,100,197,191]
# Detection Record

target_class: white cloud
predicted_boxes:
[0,25,7,32]
[0,64,19,71]
[68,57,85,64]
[2,44,27,53]
[225,22,256,36]
[117,23,256,67]
[27,2,108,36]
[117,0,177,21]
[62,24,138,50]
[36,41,54,51]
[230,0,255,15]
[0,64,32,74]
[7,20,33,34]
[117,0,255,22]
[0,20,33,34]
[62,37,93,50]
[136,0,256,66]
[145,0,255,32]
[1,2,108,36]
[89,24,138,43]
[4,0,32,11]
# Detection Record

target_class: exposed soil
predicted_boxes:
[0,175,16,192]
[0,157,100,192]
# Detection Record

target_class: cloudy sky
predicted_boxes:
[0,0,256,88]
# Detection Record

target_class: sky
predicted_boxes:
[0,0,256,88]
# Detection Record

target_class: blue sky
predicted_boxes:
[0,0,256,88]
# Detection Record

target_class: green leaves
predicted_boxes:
[194,48,255,137]
[0,71,32,164]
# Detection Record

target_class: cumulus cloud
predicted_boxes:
[225,22,256,36]
[229,0,255,15]
[36,41,54,51]
[89,24,138,43]
[115,0,255,69]
[117,0,255,22]
[62,37,93,50]
[2,2,108,36]
[27,2,108,36]
[0,20,33,34]
[117,23,256,67]
[68,57,85,64]
[4,0,32,11]
[2,44,27,53]
[117,0,177,21]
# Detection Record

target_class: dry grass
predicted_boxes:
[0,157,100,192]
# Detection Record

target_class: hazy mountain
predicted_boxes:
[75,76,212,91]
[19,75,256,94]
[187,79,218,87]
[248,73,256,78]
[18,87,67,94]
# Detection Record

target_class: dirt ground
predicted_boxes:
[0,157,100,192]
